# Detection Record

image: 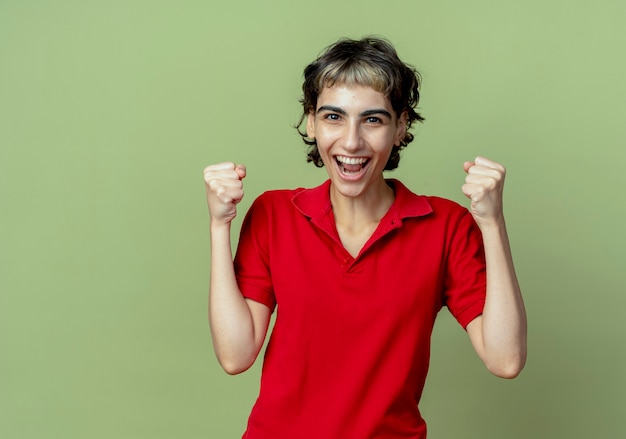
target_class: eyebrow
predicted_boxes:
[317,105,392,119]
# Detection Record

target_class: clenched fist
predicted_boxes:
[203,162,247,226]
[462,156,506,228]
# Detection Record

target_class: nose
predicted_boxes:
[343,120,362,151]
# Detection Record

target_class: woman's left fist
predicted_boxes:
[462,156,506,227]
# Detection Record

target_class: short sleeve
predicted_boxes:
[233,194,276,312]
[443,210,487,329]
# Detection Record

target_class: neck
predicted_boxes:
[330,179,395,227]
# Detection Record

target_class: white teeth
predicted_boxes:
[336,156,368,165]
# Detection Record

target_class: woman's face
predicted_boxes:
[306,83,407,200]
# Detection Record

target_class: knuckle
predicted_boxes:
[207,178,220,191]
[216,186,228,198]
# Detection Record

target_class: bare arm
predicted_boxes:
[204,163,271,375]
[462,157,527,378]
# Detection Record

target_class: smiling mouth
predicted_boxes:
[335,156,369,174]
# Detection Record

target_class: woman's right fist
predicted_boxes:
[203,162,247,225]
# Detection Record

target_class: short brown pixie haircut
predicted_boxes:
[296,37,425,170]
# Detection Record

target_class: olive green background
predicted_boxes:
[1,1,624,438]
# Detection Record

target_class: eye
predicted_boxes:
[324,113,341,121]
[366,116,382,123]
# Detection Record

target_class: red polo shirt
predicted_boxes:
[234,179,486,438]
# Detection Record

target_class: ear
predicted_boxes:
[394,111,408,146]
[306,112,315,139]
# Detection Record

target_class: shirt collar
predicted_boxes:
[291,178,433,221]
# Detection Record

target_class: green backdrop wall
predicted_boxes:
[2,1,625,437]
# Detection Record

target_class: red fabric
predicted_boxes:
[234,179,486,439]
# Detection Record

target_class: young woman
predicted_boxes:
[204,37,527,438]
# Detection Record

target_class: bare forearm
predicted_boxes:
[209,223,260,374]
[472,218,527,377]
[462,157,526,377]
